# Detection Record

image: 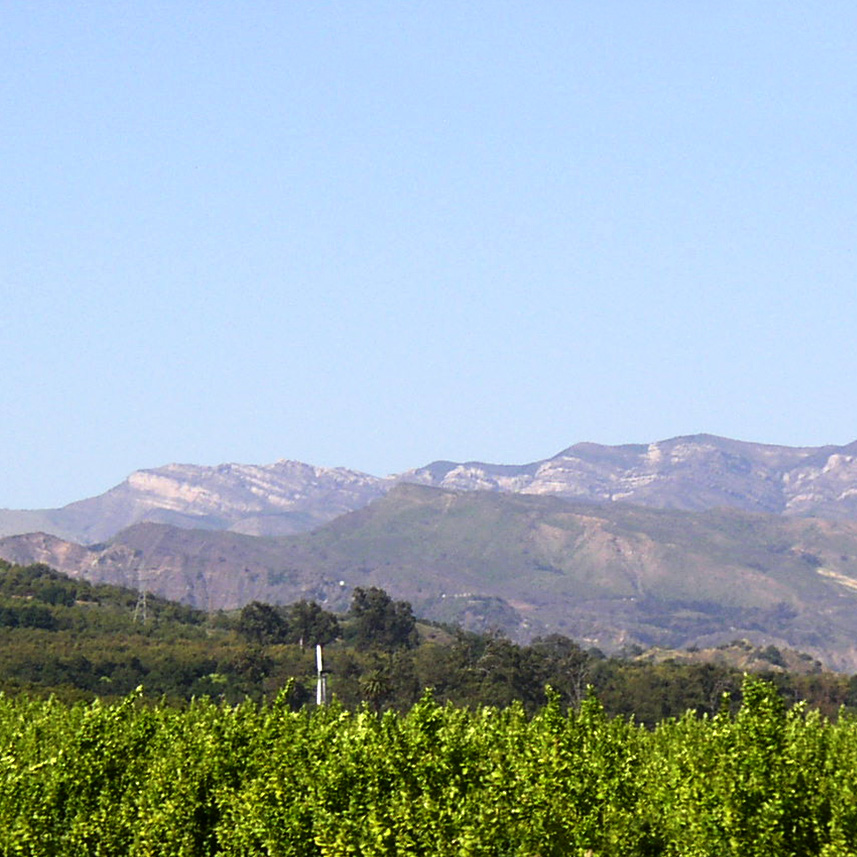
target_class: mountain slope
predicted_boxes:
[4,435,857,546]
[6,484,857,669]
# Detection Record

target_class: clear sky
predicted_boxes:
[2,2,856,509]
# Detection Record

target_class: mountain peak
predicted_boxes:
[3,435,857,545]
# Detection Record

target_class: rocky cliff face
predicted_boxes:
[0,461,390,544]
[3,435,857,546]
[401,435,857,518]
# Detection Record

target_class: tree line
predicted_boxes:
[0,559,856,721]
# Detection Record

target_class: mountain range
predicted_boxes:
[4,434,857,669]
[5,434,857,545]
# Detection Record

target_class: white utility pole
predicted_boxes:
[316,644,327,705]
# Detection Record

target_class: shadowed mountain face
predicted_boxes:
[6,483,857,670]
[2,435,857,545]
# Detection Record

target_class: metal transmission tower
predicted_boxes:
[133,588,148,623]
[132,567,149,624]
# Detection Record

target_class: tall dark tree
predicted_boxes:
[473,636,545,709]
[349,587,418,651]
[287,600,340,647]
[528,634,591,707]
[236,601,289,645]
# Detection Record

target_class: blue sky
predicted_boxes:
[2,2,856,509]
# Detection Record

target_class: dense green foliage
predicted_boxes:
[4,560,857,852]
[348,586,418,651]
[237,600,341,647]
[0,559,855,720]
[2,677,857,855]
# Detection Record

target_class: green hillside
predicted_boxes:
[7,484,857,668]
[290,486,857,666]
[0,558,855,724]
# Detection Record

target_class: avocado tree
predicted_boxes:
[236,601,289,645]
[286,599,340,647]
[349,586,418,651]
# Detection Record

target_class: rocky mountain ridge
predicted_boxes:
[4,434,857,545]
[404,435,857,518]
[0,460,390,544]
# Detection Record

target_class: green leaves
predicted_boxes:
[1,679,857,855]
[349,587,418,652]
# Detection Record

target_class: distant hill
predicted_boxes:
[6,483,857,670]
